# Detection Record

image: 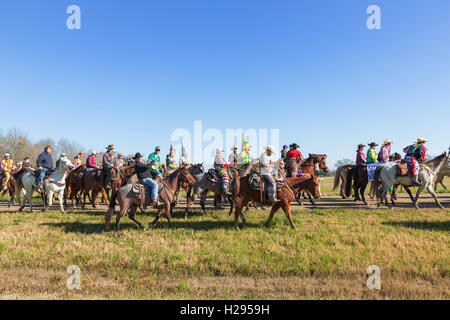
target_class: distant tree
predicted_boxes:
[334,159,354,169]
[55,138,83,160]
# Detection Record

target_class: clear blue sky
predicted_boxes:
[1,0,449,166]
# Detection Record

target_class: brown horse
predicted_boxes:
[108,166,196,232]
[232,160,299,229]
[286,174,321,203]
[1,171,17,207]
[300,154,329,175]
[81,168,110,209]
[105,165,136,223]
[333,164,354,199]
[64,165,86,207]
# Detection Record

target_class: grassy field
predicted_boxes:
[0,203,449,299]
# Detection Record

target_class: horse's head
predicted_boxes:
[58,156,75,171]
[389,152,402,161]
[179,165,196,186]
[309,154,329,173]
[192,163,204,175]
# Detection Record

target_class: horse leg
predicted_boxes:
[233,199,244,230]
[264,202,281,228]
[228,195,234,216]
[128,203,145,230]
[45,190,53,212]
[100,188,109,206]
[149,207,163,229]
[58,190,65,213]
[403,186,415,203]
[116,202,129,233]
[413,184,426,209]
[426,184,445,209]
[281,201,296,229]
[361,184,367,205]
[200,191,208,216]
[165,202,173,229]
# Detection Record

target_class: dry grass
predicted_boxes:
[0,206,449,299]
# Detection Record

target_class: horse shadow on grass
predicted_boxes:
[382,220,450,232]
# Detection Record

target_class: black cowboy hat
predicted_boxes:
[368,142,378,147]
[358,144,365,149]
[106,144,114,150]
[291,143,299,149]
[134,152,143,159]
[155,146,161,151]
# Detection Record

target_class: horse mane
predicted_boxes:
[425,152,448,170]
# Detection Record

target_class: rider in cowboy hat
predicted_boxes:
[286,143,303,163]
[379,139,393,163]
[228,145,239,166]
[366,142,379,164]
[102,144,116,189]
[1,153,17,191]
[355,144,367,165]
[214,148,230,196]
[260,146,277,204]
[36,145,53,192]
[403,138,428,186]
[86,151,98,170]
[134,152,159,206]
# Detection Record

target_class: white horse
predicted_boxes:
[18,156,74,212]
[434,154,450,191]
[374,152,448,209]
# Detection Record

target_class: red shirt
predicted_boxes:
[86,155,97,168]
[286,149,302,160]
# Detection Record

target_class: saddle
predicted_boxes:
[396,160,410,177]
[132,181,165,210]
[247,173,284,192]
[31,169,55,179]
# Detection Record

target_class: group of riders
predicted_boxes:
[0,135,432,208]
[354,137,428,186]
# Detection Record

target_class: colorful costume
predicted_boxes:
[237,135,252,166]
[1,158,17,190]
[166,145,178,170]
[73,158,82,168]
[148,151,162,174]
[403,143,427,177]
[102,147,116,188]
[179,141,190,165]
[366,149,378,164]
[379,145,391,163]
[214,149,229,191]
[228,148,238,166]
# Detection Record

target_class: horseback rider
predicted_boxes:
[166,144,179,170]
[73,152,83,169]
[355,144,367,165]
[237,135,252,166]
[179,140,190,166]
[379,139,393,163]
[36,145,53,192]
[134,152,159,206]
[403,138,428,186]
[281,145,289,162]
[86,151,98,171]
[116,153,124,168]
[228,145,239,166]
[148,146,163,175]
[214,148,230,196]
[22,157,32,169]
[1,153,17,191]
[260,146,277,204]
[366,142,378,164]
[285,143,303,177]
[102,144,116,189]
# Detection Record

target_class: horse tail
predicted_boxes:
[105,195,116,230]
[332,168,341,191]
[345,168,354,198]
[373,166,382,199]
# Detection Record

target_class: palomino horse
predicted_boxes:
[108,166,196,232]
[374,152,448,209]
[18,157,74,212]
[231,160,300,229]
[333,164,354,199]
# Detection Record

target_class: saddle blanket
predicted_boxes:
[366,163,382,182]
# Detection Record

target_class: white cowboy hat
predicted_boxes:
[263,146,274,153]
[416,138,428,143]
[4,153,10,158]
[216,148,224,153]
[383,139,393,145]
[60,153,67,157]
[230,145,238,151]
[91,150,97,155]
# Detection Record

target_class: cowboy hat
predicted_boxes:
[357,144,365,149]
[134,152,143,159]
[368,142,378,147]
[106,144,114,150]
[264,146,274,153]
[230,145,238,151]
[216,148,224,153]
[291,143,299,149]
[383,139,393,145]
[155,146,161,151]
[91,150,97,155]
[4,153,10,158]
[416,138,428,143]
